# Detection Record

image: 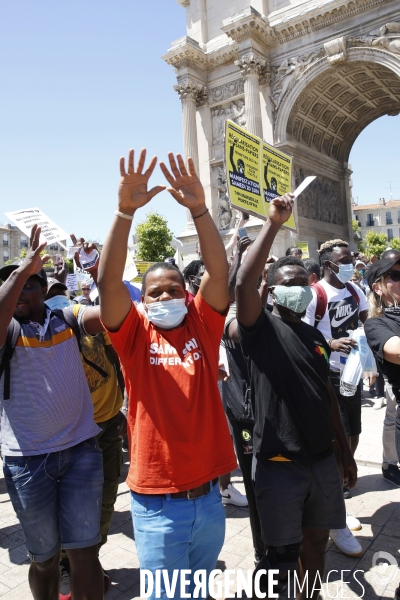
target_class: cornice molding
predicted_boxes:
[176,0,190,7]
[163,37,238,72]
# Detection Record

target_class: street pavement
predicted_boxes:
[0,390,398,599]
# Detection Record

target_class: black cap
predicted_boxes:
[366,257,400,288]
[46,277,67,292]
[0,264,48,286]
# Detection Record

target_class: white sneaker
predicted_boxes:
[373,397,385,410]
[220,483,248,507]
[346,513,362,531]
[330,527,362,556]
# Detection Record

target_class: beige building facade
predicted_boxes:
[354,198,400,243]
[0,223,66,268]
[164,0,400,261]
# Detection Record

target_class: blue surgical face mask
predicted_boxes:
[272,285,313,314]
[145,298,188,329]
[45,295,70,311]
[332,263,354,284]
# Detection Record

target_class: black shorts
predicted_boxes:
[253,454,346,546]
[330,370,362,437]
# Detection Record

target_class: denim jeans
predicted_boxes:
[131,480,225,600]
[4,437,103,562]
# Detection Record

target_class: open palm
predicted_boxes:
[118,149,165,214]
[160,153,205,211]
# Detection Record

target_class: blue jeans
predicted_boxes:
[131,480,225,600]
[3,437,103,562]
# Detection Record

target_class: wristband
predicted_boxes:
[192,208,209,220]
[115,210,134,221]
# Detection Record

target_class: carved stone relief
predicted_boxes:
[216,166,236,231]
[270,49,324,114]
[348,21,400,54]
[295,168,343,225]
[211,100,246,146]
[208,79,244,104]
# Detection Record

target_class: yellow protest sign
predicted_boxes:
[295,242,309,259]
[132,261,157,283]
[225,121,263,216]
[262,143,295,230]
[225,120,296,230]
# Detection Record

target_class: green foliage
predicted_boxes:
[65,258,74,274]
[352,219,360,232]
[135,211,175,262]
[362,230,388,259]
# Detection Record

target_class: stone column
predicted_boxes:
[174,82,207,228]
[235,54,266,139]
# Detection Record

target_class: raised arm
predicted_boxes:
[97,149,165,331]
[236,194,294,328]
[160,153,229,314]
[228,236,251,302]
[0,226,50,347]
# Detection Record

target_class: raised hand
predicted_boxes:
[159,153,206,215]
[268,193,295,227]
[118,149,165,215]
[18,225,50,278]
[70,234,99,280]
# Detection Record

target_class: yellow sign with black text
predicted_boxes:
[225,120,296,230]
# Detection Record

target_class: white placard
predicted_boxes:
[67,246,79,259]
[89,282,99,302]
[79,248,99,270]
[292,176,316,199]
[5,208,69,246]
[66,274,78,291]
[123,251,138,282]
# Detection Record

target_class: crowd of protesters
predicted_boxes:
[0,148,399,600]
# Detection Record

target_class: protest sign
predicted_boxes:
[261,142,295,230]
[295,241,309,259]
[123,251,138,282]
[79,248,99,270]
[5,208,69,248]
[292,176,316,199]
[132,261,156,283]
[66,274,78,291]
[225,121,263,217]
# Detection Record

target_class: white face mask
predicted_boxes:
[45,295,70,311]
[331,263,354,284]
[145,298,188,329]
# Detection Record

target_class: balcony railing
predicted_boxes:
[387,219,393,225]
[366,220,374,227]
[2,240,8,246]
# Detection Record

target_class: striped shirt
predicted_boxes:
[0,308,100,456]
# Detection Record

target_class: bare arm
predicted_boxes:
[160,153,229,314]
[81,306,104,335]
[97,149,165,331]
[0,226,50,347]
[236,194,294,328]
[228,237,251,302]
[224,214,246,258]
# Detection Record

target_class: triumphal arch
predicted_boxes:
[164,0,400,258]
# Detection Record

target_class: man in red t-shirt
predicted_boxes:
[97,149,237,599]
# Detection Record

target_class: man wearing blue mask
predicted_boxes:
[303,239,368,556]
[235,198,357,599]
[97,149,237,600]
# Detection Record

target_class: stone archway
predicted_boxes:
[273,47,400,255]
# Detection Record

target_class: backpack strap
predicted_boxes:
[311,282,328,328]
[344,282,360,305]
[51,309,108,379]
[0,320,22,400]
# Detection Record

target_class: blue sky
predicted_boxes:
[0,1,399,243]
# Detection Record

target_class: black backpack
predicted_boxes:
[0,309,108,401]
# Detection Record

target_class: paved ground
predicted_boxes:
[0,390,398,599]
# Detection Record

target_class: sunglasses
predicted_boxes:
[385,271,400,282]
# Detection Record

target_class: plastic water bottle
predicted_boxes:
[340,329,362,396]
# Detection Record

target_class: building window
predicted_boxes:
[20,236,28,248]
[398,211,400,224]
[49,244,58,251]
[388,229,393,241]
[386,212,393,225]
[366,214,374,227]
[3,250,9,263]
[3,234,8,246]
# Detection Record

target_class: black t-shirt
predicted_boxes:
[365,313,400,404]
[238,309,333,464]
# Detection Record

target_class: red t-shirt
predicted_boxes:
[105,293,237,494]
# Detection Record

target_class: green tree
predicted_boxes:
[135,211,175,262]
[362,230,388,259]
[352,219,360,233]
